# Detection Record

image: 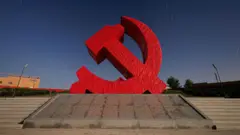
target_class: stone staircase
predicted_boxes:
[0,97,50,129]
[187,97,240,130]
[0,96,240,130]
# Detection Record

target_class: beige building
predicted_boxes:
[0,73,40,88]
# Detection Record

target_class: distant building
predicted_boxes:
[191,80,240,97]
[0,73,40,88]
[192,80,240,89]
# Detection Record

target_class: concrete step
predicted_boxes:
[214,121,240,124]
[0,104,43,108]
[209,116,240,121]
[0,115,28,119]
[0,100,48,103]
[191,103,240,106]
[0,98,49,102]
[215,124,240,129]
[0,102,47,105]
[189,99,240,101]
[203,112,240,116]
[216,125,240,129]
[0,118,24,123]
[194,106,240,109]
[0,99,48,102]
[0,124,22,129]
[0,108,39,111]
[197,109,240,112]
[0,97,50,100]
[0,103,45,105]
[190,99,240,101]
[0,110,35,115]
[189,101,240,104]
[187,97,240,100]
[191,102,240,106]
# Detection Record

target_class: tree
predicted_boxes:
[184,79,194,90]
[167,76,180,89]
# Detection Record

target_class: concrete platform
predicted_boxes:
[23,94,215,129]
[1,129,240,135]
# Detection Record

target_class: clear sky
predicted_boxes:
[0,0,240,88]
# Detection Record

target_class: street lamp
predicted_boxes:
[13,64,28,97]
[17,64,28,87]
[212,64,222,83]
[212,64,224,97]
[214,73,219,83]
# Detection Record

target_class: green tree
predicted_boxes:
[184,79,194,89]
[167,76,180,89]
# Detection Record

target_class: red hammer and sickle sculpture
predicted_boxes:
[70,16,166,94]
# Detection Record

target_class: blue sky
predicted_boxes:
[0,0,240,88]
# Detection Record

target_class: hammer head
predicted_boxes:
[85,24,124,64]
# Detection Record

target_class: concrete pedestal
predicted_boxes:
[23,94,215,129]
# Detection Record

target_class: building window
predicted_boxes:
[8,82,12,85]
[0,81,2,84]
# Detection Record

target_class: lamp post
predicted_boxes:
[13,64,28,97]
[212,64,224,97]
[212,64,222,83]
[214,72,219,83]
